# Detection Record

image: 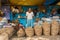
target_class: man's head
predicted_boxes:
[52,8,56,12]
[51,8,57,14]
[4,8,7,11]
[0,11,4,17]
[28,8,32,13]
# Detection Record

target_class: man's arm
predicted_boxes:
[32,12,34,17]
[26,12,27,18]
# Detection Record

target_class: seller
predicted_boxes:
[50,8,58,17]
[26,8,34,28]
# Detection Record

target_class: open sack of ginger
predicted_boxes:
[25,27,34,37]
[42,21,50,36]
[51,20,59,36]
[0,32,8,40]
[34,25,42,36]
[0,27,15,38]
[17,28,25,37]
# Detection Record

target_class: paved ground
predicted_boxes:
[10,35,60,40]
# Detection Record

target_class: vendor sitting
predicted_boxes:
[11,20,24,31]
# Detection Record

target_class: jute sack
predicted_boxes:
[17,28,25,37]
[0,32,8,40]
[5,27,15,37]
[34,25,42,36]
[0,27,14,38]
[0,17,2,21]
[51,20,59,36]
[1,27,15,37]
[5,30,13,37]
[25,27,34,37]
[0,29,4,34]
[42,21,50,36]
[0,28,7,34]
[59,24,60,35]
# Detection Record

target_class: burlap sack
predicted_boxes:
[59,24,60,35]
[0,17,2,21]
[51,20,59,36]
[0,27,14,38]
[0,32,8,40]
[25,27,34,37]
[17,28,25,37]
[34,25,42,36]
[0,27,14,37]
[5,27,14,37]
[42,21,50,36]
[26,37,35,40]
[0,28,7,34]
[5,30,13,37]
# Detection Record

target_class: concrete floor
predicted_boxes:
[10,35,60,40]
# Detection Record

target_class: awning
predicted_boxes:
[9,0,45,6]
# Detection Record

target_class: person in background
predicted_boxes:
[50,8,58,17]
[11,6,19,19]
[36,9,40,18]
[3,8,10,20]
[0,11,8,28]
[26,8,34,28]
[57,8,60,17]
[11,6,16,18]
[33,8,37,17]
[39,10,47,18]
